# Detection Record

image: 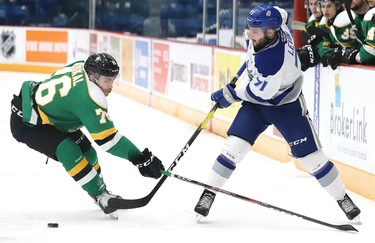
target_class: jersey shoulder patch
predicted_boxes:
[364,8,375,21]
[308,14,317,23]
[319,16,327,26]
[87,80,108,109]
[333,11,353,28]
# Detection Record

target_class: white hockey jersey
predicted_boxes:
[235,8,303,106]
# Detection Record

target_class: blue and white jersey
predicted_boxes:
[235,12,303,106]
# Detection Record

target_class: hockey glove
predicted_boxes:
[297,45,320,71]
[306,34,323,47]
[341,48,360,64]
[132,148,165,179]
[11,94,23,117]
[211,84,241,108]
[321,48,342,70]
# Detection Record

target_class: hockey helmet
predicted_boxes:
[246,4,282,31]
[84,53,119,77]
[305,0,319,8]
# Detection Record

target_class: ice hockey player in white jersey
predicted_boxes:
[193,3,361,222]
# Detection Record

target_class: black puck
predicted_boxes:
[47,223,59,228]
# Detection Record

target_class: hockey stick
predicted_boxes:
[108,62,247,209]
[344,0,363,45]
[344,0,356,29]
[161,170,358,232]
[291,20,306,31]
[306,25,330,39]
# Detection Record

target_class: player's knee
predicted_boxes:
[298,149,328,174]
[69,132,92,153]
[56,138,83,166]
[221,135,252,165]
[84,146,98,165]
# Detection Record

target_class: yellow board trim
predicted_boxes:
[0,64,59,74]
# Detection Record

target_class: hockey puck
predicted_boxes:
[47,223,59,228]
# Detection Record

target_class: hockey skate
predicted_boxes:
[194,189,216,221]
[94,190,122,220]
[337,193,361,222]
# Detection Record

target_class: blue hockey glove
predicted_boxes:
[211,84,241,108]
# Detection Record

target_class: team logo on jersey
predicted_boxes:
[1,30,16,59]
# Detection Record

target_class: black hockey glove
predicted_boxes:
[306,34,323,46]
[132,148,165,179]
[297,45,320,71]
[341,48,360,64]
[321,48,342,70]
[306,26,330,40]
[11,94,23,117]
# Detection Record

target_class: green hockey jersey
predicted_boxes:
[306,14,322,28]
[318,10,364,58]
[359,8,375,64]
[20,60,142,161]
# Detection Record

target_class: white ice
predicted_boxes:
[1,71,375,242]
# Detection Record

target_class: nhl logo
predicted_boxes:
[1,30,16,59]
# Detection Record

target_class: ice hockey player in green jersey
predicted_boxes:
[297,0,324,71]
[341,0,375,65]
[317,0,364,69]
[306,0,323,28]
[10,53,165,219]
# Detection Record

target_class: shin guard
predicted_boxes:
[56,138,105,197]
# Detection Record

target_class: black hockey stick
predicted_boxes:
[344,0,363,44]
[344,0,356,28]
[108,62,247,209]
[161,170,358,232]
[306,25,330,39]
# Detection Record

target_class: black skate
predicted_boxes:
[94,190,123,219]
[194,189,216,220]
[337,193,361,221]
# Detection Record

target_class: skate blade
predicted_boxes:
[195,214,203,222]
[108,211,119,220]
[352,215,362,225]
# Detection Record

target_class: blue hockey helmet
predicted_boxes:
[246,4,282,31]
[84,53,119,77]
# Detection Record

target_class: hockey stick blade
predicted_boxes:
[161,170,358,232]
[108,62,247,210]
[291,20,306,31]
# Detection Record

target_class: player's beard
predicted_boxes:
[253,35,273,52]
